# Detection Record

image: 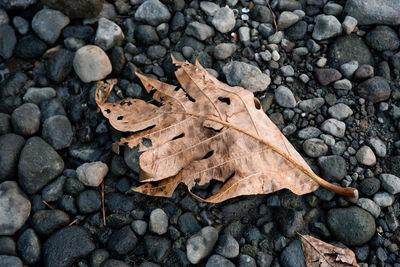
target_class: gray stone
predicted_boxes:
[134,0,171,26]
[0,24,16,59]
[206,255,235,267]
[340,60,359,78]
[0,256,22,267]
[222,61,270,92]
[368,137,386,158]
[238,26,250,43]
[186,226,218,264]
[303,138,328,158]
[186,21,215,41]
[297,127,321,139]
[365,25,400,51]
[280,65,295,76]
[344,0,400,25]
[250,5,274,23]
[212,7,235,33]
[275,86,296,108]
[73,45,112,83]
[328,35,373,69]
[328,103,353,120]
[0,8,8,24]
[18,137,64,194]
[213,43,236,60]
[0,181,31,235]
[43,226,95,267]
[0,0,37,10]
[333,79,352,90]
[277,11,299,30]
[342,16,357,35]
[42,115,73,150]
[23,87,56,105]
[239,254,256,267]
[149,208,168,235]
[327,206,375,246]
[32,9,70,45]
[317,155,347,181]
[17,228,40,264]
[356,77,391,103]
[357,198,381,218]
[77,161,108,187]
[312,15,342,41]
[379,174,400,194]
[320,118,345,138]
[356,146,376,166]
[11,103,41,137]
[131,220,147,236]
[94,17,124,51]
[279,240,306,267]
[215,234,239,258]
[299,97,324,113]
[200,1,220,16]
[373,192,394,207]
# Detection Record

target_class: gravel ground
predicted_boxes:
[0,0,400,266]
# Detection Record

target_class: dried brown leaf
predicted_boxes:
[300,234,359,267]
[95,56,357,202]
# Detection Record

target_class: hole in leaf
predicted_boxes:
[105,109,111,114]
[172,133,185,140]
[186,94,196,102]
[120,100,132,106]
[117,116,124,120]
[218,97,231,105]
[142,138,152,148]
[254,98,261,110]
[201,150,214,160]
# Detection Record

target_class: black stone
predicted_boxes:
[107,226,138,255]
[274,209,304,238]
[0,24,16,59]
[43,226,95,267]
[42,115,73,150]
[250,5,274,23]
[359,178,380,197]
[0,133,25,182]
[105,192,133,212]
[144,235,171,263]
[62,25,94,41]
[18,137,64,194]
[77,190,102,214]
[40,99,67,122]
[11,103,41,136]
[356,76,391,103]
[17,228,41,264]
[32,209,70,236]
[15,34,48,59]
[0,255,23,267]
[110,46,126,75]
[46,48,74,83]
[178,212,201,234]
[135,25,159,46]
[102,259,130,267]
[0,113,11,135]
[0,236,16,255]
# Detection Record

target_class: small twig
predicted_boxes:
[68,218,79,226]
[101,181,106,226]
[42,200,54,209]
[266,0,279,32]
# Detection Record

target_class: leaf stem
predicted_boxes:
[172,111,358,199]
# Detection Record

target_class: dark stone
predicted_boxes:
[77,190,102,214]
[43,226,96,267]
[359,178,380,197]
[46,49,74,83]
[17,228,41,264]
[328,35,374,69]
[0,133,25,182]
[42,115,73,150]
[356,76,391,103]
[0,24,16,59]
[110,46,126,75]
[206,254,235,267]
[62,25,94,41]
[105,192,133,212]
[178,212,202,234]
[40,99,67,122]
[63,177,85,197]
[344,0,400,25]
[279,240,305,267]
[135,25,159,46]
[250,5,274,23]
[102,259,130,267]
[0,236,16,255]
[388,156,400,177]
[90,249,110,267]
[18,137,64,194]
[15,34,47,59]
[285,21,307,41]
[365,25,400,51]
[317,155,347,182]
[144,235,171,263]
[147,45,167,60]
[32,209,70,236]
[41,0,104,19]
[327,206,376,246]
[58,195,78,215]
[107,226,138,255]
[11,103,41,136]
[315,68,342,86]
[0,113,11,135]
[274,209,304,238]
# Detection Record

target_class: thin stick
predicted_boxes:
[68,218,79,226]
[266,0,279,32]
[101,181,106,226]
[42,200,54,209]
[172,111,358,198]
